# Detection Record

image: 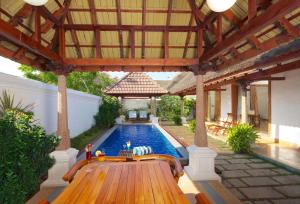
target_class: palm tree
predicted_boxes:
[0,90,33,117]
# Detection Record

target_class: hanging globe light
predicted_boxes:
[23,0,48,6]
[207,0,237,12]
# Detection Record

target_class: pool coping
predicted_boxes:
[78,123,189,161]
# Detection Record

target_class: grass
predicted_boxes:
[71,126,107,150]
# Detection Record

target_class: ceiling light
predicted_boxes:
[23,0,48,6]
[207,0,237,12]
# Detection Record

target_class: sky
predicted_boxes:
[0,56,177,80]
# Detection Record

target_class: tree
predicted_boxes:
[19,65,116,96]
[158,95,181,120]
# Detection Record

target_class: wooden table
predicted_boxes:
[52,160,189,204]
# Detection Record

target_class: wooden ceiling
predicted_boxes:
[0,0,299,73]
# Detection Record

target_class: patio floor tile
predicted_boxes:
[239,187,284,199]
[245,169,278,176]
[228,159,252,164]
[274,185,300,197]
[247,163,276,169]
[229,188,246,200]
[222,163,250,170]
[271,199,300,204]
[227,179,248,187]
[222,170,249,178]
[272,175,300,184]
[241,177,279,186]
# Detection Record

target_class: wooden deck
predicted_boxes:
[53,160,189,204]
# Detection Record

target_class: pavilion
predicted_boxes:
[104,72,168,119]
[0,0,300,186]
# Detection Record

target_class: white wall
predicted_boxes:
[220,84,231,120]
[256,86,268,120]
[271,69,300,145]
[122,98,150,110]
[0,73,101,138]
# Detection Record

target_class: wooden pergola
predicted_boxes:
[0,0,299,150]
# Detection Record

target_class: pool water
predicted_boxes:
[95,125,182,158]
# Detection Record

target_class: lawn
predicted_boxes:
[71,126,108,150]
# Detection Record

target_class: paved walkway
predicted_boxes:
[216,154,300,204]
[161,124,300,204]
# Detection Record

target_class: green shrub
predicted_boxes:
[94,96,120,128]
[189,119,196,132]
[173,115,182,125]
[184,98,195,117]
[0,110,59,203]
[157,95,180,120]
[227,123,259,153]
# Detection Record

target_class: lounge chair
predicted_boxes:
[139,110,148,120]
[207,113,237,135]
[128,110,137,120]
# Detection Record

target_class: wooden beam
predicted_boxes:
[186,0,203,26]
[10,4,33,26]
[0,18,61,62]
[75,66,189,72]
[197,29,204,58]
[216,14,222,44]
[278,17,300,37]
[207,59,300,89]
[40,6,60,25]
[246,76,285,81]
[58,26,65,58]
[116,0,124,58]
[65,58,199,67]
[88,0,99,58]
[63,24,198,32]
[216,30,300,70]
[200,0,300,62]
[34,7,41,43]
[95,30,102,58]
[65,44,197,49]
[173,49,300,95]
[164,31,169,58]
[248,0,257,21]
[183,15,194,58]
[40,0,71,33]
[222,10,243,28]
[66,13,82,58]
[130,30,135,58]
[141,0,146,58]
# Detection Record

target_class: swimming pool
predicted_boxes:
[95,125,182,158]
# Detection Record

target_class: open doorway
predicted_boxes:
[248,81,271,134]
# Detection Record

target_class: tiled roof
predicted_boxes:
[105,72,168,96]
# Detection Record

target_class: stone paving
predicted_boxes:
[216,154,300,204]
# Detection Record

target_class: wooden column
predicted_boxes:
[195,73,208,147]
[56,74,70,150]
[214,91,221,121]
[231,83,238,121]
[241,83,248,123]
[204,91,208,120]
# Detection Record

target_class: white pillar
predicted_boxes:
[42,74,78,187]
[184,73,220,181]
